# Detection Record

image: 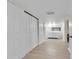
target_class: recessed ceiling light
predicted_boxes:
[47,12,55,15]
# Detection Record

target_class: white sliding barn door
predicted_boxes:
[29,16,38,49]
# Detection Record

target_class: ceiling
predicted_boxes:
[8,0,72,23]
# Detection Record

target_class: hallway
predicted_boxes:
[23,39,69,59]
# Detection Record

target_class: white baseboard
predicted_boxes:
[68,48,72,54]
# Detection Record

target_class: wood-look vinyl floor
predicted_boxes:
[23,39,70,59]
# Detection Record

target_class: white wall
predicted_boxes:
[7,2,38,59]
[39,22,46,44]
